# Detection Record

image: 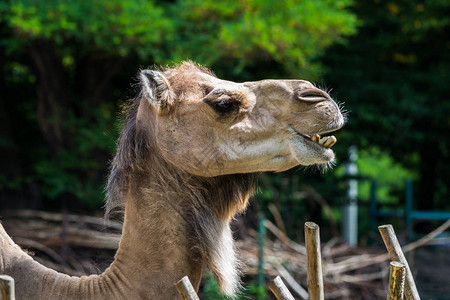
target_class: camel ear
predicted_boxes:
[140,70,174,114]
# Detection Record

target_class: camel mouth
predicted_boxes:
[290,127,338,149]
[287,127,338,165]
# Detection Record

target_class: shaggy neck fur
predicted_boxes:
[0,169,256,299]
[121,162,258,296]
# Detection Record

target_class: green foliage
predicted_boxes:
[324,0,450,209]
[358,148,417,204]
[201,275,230,300]
[1,0,356,76]
[335,147,417,204]
[169,0,357,79]
[0,0,358,209]
[33,104,117,207]
[1,0,169,58]
[201,275,266,300]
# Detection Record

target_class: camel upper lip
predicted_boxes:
[289,124,341,139]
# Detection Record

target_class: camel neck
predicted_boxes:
[1,165,252,299]
[1,182,203,300]
[107,189,204,299]
[111,168,244,297]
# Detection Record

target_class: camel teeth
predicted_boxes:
[323,136,337,148]
[310,134,337,148]
[311,134,320,142]
[318,136,327,145]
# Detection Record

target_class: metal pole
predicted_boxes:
[342,145,358,246]
[369,180,378,245]
[257,213,266,299]
[405,180,413,240]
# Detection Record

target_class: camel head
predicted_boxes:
[108,62,345,295]
[138,62,345,177]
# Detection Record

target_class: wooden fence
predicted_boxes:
[176,222,419,300]
[0,275,14,300]
[1,221,442,300]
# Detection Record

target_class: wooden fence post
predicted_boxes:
[0,275,15,300]
[387,261,406,300]
[269,276,295,300]
[378,224,420,300]
[305,222,324,300]
[176,276,199,300]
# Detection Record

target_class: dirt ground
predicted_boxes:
[411,245,450,300]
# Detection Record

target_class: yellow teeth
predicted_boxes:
[323,136,337,147]
[310,134,337,148]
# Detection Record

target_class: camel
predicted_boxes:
[0,62,344,299]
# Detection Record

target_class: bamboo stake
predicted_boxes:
[305,222,324,300]
[269,276,295,300]
[387,261,406,300]
[275,265,309,300]
[378,225,420,300]
[0,275,15,300]
[176,276,199,300]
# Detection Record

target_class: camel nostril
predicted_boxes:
[296,88,330,103]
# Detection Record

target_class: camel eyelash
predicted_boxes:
[204,96,241,117]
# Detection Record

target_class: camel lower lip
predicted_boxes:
[289,132,336,164]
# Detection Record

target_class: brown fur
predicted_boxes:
[106,68,259,291]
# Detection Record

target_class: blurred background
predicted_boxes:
[0,0,449,299]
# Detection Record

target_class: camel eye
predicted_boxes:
[204,96,239,116]
[214,99,235,113]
